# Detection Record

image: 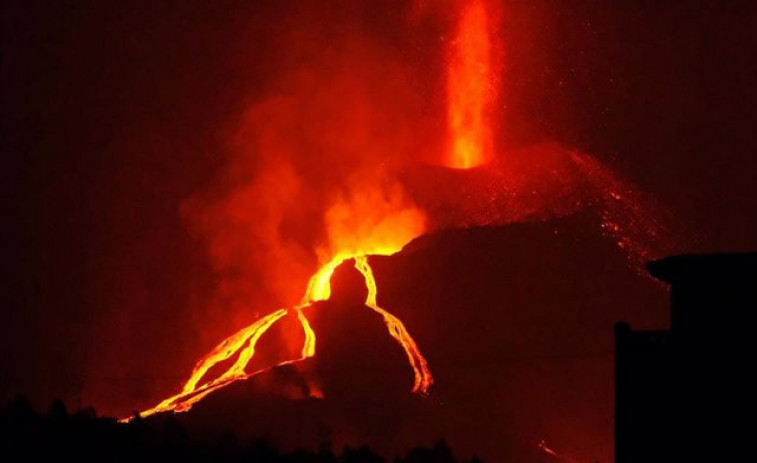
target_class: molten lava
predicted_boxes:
[132,251,432,420]
[538,439,584,463]
[446,0,496,168]
[354,256,433,393]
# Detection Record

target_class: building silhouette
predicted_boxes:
[615,252,757,463]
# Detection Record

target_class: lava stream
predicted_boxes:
[354,256,433,394]
[129,255,432,420]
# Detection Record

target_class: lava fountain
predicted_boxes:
[445,0,498,169]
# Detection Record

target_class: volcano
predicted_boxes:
[136,214,668,463]
[97,2,679,461]
[125,0,679,424]
[5,1,757,462]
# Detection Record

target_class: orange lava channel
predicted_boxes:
[354,256,433,394]
[446,0,494,169]
[127,255,432,420]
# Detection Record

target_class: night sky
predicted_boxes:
[2,1,756,462]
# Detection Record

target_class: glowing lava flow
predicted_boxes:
[128,309,289,419]
[446,0,496,168]
[302,254,432,394]
[538,439,585,463]
[354,256,433,394]
[129,254,432,420]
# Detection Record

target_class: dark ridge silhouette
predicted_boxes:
[615,252,757,463]
[0,395,481,463]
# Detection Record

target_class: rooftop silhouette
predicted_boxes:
[615,252,757,463]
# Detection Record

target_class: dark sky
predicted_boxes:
[2,1,756,461]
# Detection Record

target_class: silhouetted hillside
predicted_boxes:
[0,395,482,463]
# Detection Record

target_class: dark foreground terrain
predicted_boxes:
[0,396,483,463]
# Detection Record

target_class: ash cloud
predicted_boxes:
[180,2,432,313]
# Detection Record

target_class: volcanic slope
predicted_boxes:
[158,213,668,463]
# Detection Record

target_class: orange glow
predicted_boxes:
[446,0,496,168]
[305,181,426,302]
